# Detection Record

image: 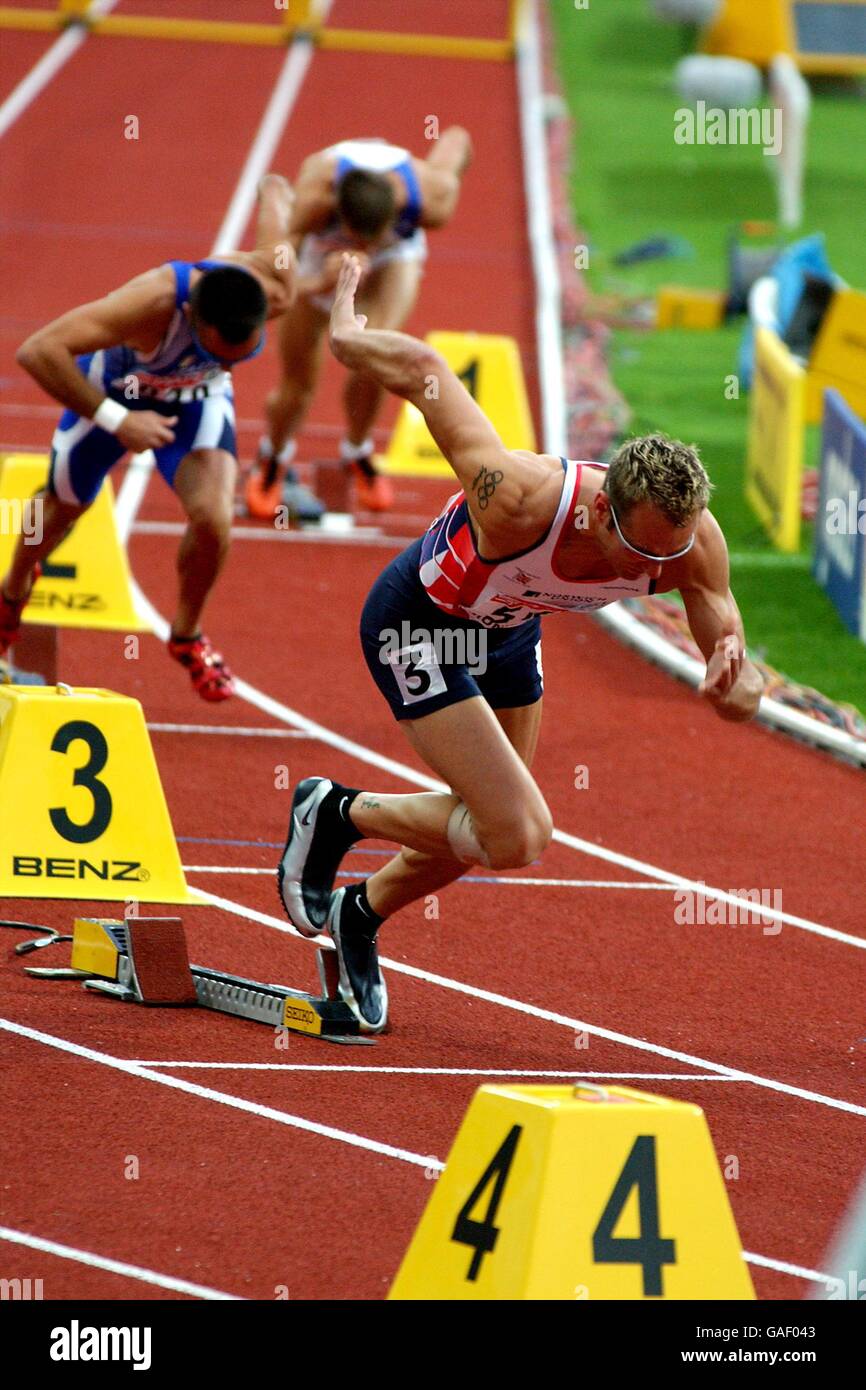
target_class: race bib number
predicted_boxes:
[389,643,448,706]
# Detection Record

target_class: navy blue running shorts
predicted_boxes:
[360,538,543,722]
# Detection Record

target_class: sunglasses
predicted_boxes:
[608,499,696,563]
[189,322,265,370]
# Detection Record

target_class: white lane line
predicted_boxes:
[130,1064,740,1079]
[0,1224,240,1300]
[148,723,310,737]
[743,1250,833,1284]
[191,887,866,1119]
[211,3,331,255]
[132,520,402,546]
[0,1017,436,1170]
[0,1023,828,1287]
[0,0,119,141]
[182,865,677,885]
[114,4,333,544]
[183,865,680,888]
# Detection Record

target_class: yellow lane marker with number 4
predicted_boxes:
[389,1084,755,1300]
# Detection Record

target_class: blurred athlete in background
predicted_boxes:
[2,174,296,701]
[247,129,472,520]
[277,254,764,1032]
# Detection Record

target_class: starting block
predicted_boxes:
[4,916,371,1044]
[390,1083,754,1299]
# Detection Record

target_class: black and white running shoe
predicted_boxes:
[327,887,388,1033]
[277,777,361,937]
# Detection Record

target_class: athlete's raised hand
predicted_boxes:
[330,254,368,341]
[116,410,177,452]
[321,249,370,294]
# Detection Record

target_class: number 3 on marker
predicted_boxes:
[49,719,113,844]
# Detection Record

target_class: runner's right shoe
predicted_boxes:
[327,886,388,1033]
[277,777,362,938]
[0,564,41,658]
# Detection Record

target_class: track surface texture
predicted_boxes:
[0,0,863,1303]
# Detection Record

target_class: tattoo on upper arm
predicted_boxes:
[471,464,504,511]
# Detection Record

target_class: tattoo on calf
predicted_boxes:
[472,464,504,511]
[361,797,381,810]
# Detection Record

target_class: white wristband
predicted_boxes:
[93,398,129,434]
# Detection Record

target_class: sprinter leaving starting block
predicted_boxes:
[2,916,373,1045]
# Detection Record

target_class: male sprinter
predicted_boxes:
[277,255,764,1032]
[247,129,472,519]
[1,174,296,701]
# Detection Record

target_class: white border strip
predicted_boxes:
[515,0,565,456]
[0,1224,240,1300]
[0,0,119,142]
[516,0,866,769]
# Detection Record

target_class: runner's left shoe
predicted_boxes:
[327,886,388,1033]
[277,777,362,938]
[168,633,235,702]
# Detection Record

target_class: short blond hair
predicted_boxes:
[605,434,712,528]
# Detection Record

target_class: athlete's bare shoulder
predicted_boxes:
[94,264,178,351]
[474,450,567,554]
[113,264,177,313]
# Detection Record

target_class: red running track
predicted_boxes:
[1,0,864,1302]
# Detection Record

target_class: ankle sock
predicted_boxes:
[342,880,385,937]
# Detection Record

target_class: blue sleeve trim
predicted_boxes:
[394,158,422,237]
[169,260,191,310]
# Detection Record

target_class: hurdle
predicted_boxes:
[0,0,526,61]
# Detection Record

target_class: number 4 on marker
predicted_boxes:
[592,1134,676,1297]
[451,1124,521,1281]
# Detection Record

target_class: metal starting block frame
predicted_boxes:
[2,916,373,1045]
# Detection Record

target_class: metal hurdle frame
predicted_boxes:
[0,0,527,61]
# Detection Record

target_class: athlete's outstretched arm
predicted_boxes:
[679,515,764,722]
[329,255,551,543]
[222,173,297,313]
[15,268,178,453]
[420,126,473,227]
